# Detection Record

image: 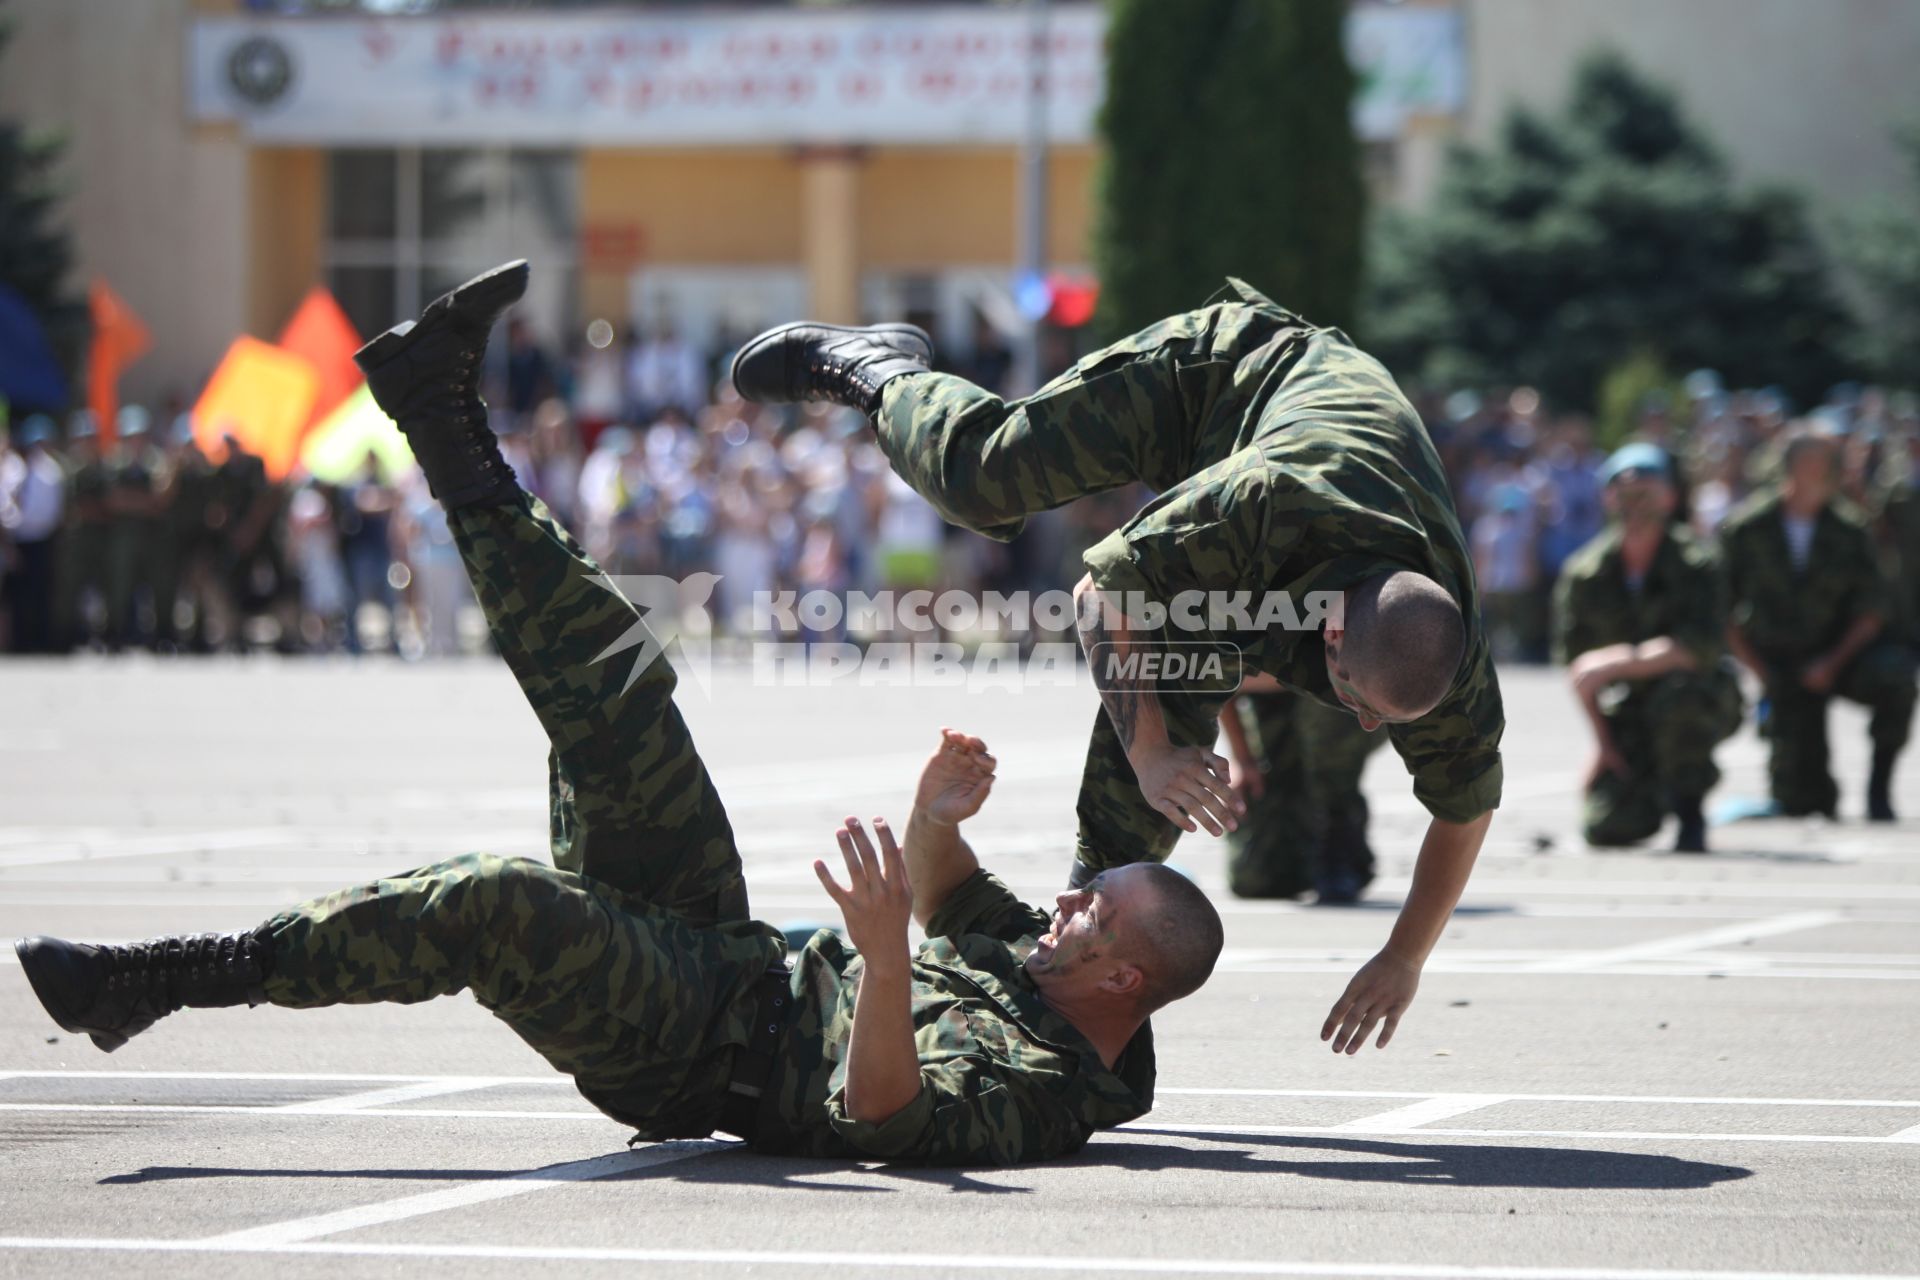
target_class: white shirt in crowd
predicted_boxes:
[626,337,707,416]
[1781,512,1816,571]
[0,448,65,542]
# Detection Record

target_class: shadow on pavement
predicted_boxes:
[1098,1132,1753,1189]
[102,1135,1749,1194]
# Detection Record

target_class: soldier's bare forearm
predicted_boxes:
[1823,613,1883,670]
[1385,812,1492,966]
[903,806,980,930]
[843,954,922,1126]
[1073,574,1168,759]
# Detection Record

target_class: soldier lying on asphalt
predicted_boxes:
[14,262,1223,1167]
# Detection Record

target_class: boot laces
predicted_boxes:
[101,933,255,1000]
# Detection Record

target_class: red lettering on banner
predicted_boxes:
[361,24,395,64]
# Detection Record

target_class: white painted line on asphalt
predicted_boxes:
[1121,1128,1920,1143]
[0,1103,603,1121]
[1888,1121,1920,1142]
[1519,911,1845,974]
[1449,880,1920,901]
[1329,1094,1509,1132]
[8,1072,1918,1110]
[0,1237,1914,1280]
[0,828,300,869]
[201,1141,732,1247]
[273,1078,519,1113]
[1155,1088,1920,1108]
[5,1103,1918,1146]
[1213,959,1920,981]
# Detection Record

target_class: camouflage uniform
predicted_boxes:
[1871,451,1920,647]
[106,439,167,643]
[258,492,1151,1165]
[1553,524,1744,845]
[55,455,111,646]
[874,279,1503,871]
[1225,691,1384,898]
[1717,490,1917,815]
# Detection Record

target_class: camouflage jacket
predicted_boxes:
[1081,288,1503,823]
[761,870,1154,1166]
[1717,489,1888,658]
[1553,523,1728,668]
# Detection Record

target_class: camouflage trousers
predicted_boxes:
[874,280,1320,870]
[1584,666,1744,846]
[260,493,786,1138]
[1226,692,1385,899]
[1758,641,1917,816]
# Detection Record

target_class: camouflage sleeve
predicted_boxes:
[1672,547,1729,667]
[824,1057,1085,1166]
[1838,520,1892,622]
[922,870,1050,945]
[1081,453,1274,611]
[1551,562,1587,666]
[1387,636,1504,823]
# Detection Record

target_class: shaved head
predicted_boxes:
[1338,571,1465,720]
[1118,864,1225,1013]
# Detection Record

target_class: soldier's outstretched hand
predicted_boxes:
[1321,949,1421,1054]
[915,728,997,826]
[814,817,915,960]
[1131,740,1243,836]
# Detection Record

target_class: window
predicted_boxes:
[324,148,578,350]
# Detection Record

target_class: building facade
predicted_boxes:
[3,0,1913,409]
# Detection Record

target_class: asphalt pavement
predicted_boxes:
[1,655,1915,1279]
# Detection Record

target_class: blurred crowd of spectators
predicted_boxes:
[3,321,1916,661]
[1426,380,1920,663]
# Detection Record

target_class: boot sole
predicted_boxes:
[729,322,934,403]
[14,937,125,1052]
[354,258,533,376]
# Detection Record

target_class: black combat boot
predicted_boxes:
[14,930,271,1052]
[1867,747,1898,822]
[730,322,934,416]
[354,259,530,509]
[1671,795,1709,854]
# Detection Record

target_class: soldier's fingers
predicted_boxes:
[1170,783,1225,836]
[874,818,907,882]
[1322,985,1360,1041]
[811,859,849,903]
[1331,1004,1366,1054]
[1345,1011,1384,1056]
[836,828,866,886]
[1377,1011,1401,1050]
[965,734,988,753]
[844,817,881,880]
[1153,795,1198,833]
[1178,776,1237,834]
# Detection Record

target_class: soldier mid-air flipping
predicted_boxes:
[733,278,1504,1054]
[15,263,1224,1167]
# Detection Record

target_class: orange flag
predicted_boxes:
[191,336,319,480]
[88,280,152,445]
[276,286,364,432]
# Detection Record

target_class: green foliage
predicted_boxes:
[1840,127,1920,388]
[1367,50,1853,410]
[1093,0,1365,340]
[0,10,87,390]
[1593,350,1684,452]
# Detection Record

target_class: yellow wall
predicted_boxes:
[580,149,804,322]
[248,149,324,338]
[861,146,1096,269]
[581,144,1098,321]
